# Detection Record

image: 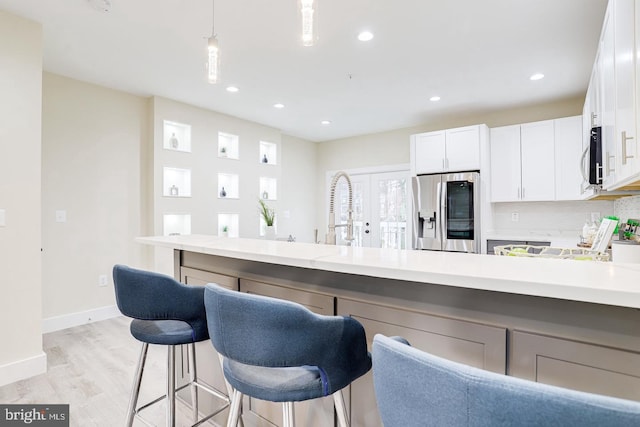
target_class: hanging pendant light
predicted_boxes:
[300,0,316,46]
[207,0,220,84]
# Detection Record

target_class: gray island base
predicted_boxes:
[136,236,640,427]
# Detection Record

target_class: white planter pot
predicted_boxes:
[265,225,276,240]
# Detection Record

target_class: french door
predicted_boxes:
[333,170,409,249]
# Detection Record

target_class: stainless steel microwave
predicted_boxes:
[581,126,602,186]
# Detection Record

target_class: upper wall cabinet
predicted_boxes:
[583,0,640,192]
[411,125,487,174]
[491,120,555,202]
[490,117,582,203]
[554,116,584,201]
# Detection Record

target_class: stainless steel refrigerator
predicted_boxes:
[412,171,480,253]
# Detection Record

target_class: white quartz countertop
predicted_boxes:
[136,235,640,309]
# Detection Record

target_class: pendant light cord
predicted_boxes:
[211,0,215,36]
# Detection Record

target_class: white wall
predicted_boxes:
[41,73,149,324]
[280,134,318,243]
[150,98,318,245]
[0,11,45,386]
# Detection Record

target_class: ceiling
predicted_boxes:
[0,0,608,142]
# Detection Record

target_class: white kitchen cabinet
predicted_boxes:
[520,120,555,201]
[490,120,556,202]
[585,0,640,192]
[601,5,618,189]
[413,131,446,173]
[554,116,583,200]
[489,125,521,202]
[412,125,483,174]
[614,0,638,184]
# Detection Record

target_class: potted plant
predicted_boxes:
[221,225,228,237]
[258,199,276,239]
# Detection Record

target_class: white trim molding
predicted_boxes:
[0,352,47,387]
[42,305,122,334]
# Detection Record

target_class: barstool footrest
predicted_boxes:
[132,379,230,427]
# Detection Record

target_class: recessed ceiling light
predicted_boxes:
[357,31,374,42]
[273,103,285,109]
[530,73,545,81]
[321,120,331,125]
[226,86,239,93]
[430,96,441,102]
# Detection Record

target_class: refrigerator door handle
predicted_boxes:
[437,180,445,247]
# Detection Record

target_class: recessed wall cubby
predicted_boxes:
[259,141,277,165]
[163,120,191,152]
[218,213,239,237]
[218,173,239,199]
[259,177,277,200]
[163,167,191,197]
[218,132,239,159]
[163,214,191,236]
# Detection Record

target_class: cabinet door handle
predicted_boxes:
[622,131,635,165]
[517,187,521,199]
[607,153,616,173]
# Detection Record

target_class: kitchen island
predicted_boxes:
[137,235,640,427]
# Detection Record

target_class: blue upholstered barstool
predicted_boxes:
[203,283,372,427]
[113,265,230,427]
[372,334,640,427]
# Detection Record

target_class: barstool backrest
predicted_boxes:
[112,264,208,341]
[204,283,371,395]
[372,334,640,427]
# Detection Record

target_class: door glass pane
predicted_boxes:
[446,180,474,240]
[378,178,408,249]
[338,181,365,246]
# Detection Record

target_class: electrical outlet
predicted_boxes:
[98,274,108,287]
[511,212,519,222]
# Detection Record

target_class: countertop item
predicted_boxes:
[612,240,640,264]
[136,235,640,309]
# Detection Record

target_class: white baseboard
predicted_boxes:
[0,352,47,387]
[42,305,122,334]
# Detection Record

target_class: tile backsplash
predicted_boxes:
[491,200,615,237]
[490,195,640,238]
[614,195,640,222]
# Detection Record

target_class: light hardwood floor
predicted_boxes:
[0,316,210,426]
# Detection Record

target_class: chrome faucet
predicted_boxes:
[326,171,355,245]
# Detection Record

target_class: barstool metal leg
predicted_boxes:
[126,342,149,427]
[189,343,199,423]
[333,390,350,427]
[283,402,295,427]
[227,389,242,427]
[167,345,176,427]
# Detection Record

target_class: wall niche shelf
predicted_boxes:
[163,167,192,197]
[259,177,277,200]
[218,213,239,237]
[163,213,191,236]
[259,141,277,165]
[163,120,191,152]
[218,132,239,159]
[218,173,239,199]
